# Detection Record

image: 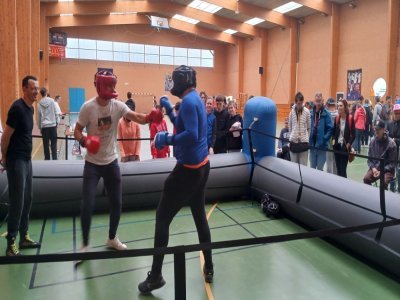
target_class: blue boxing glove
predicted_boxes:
[154,131,173,149]
[160,96,176,123]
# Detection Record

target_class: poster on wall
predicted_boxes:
[347,69,362,100]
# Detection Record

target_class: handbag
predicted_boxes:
[348,147,356,163]
[289,142,309,153]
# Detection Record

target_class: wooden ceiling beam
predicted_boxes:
[43,1,260,37]
[204,0,291,28]
[48,14,238,45]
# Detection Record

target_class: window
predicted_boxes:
[97,40,113,51]
[97,50,113,61]
[65,38,214,68]
[130,53,144,63]
[79,39,96,50]
[113,42,129,52]
[145,45,159,55]
[79,49,96,60]
[130,43,144,53]
[145,54,159,64]
[114,52,130,62]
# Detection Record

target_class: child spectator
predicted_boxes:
[117,102,141,162]
[150,105,170,158]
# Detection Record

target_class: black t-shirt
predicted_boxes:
[125,98,136,112]
[6,98,34,160]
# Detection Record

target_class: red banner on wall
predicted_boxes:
[49,44,66,58]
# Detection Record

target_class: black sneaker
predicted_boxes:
[203,265,214,283]
[138,271,166,294]
[6,242,21,256]
[19,234,41,249]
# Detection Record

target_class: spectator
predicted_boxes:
[226,100,243,152]
[363,120,397,189]
[380,96,392,128]
[362,99,373,147]
[54,95,62,125]
[199,91,207,105]
[206,98,216,154]
[353,102,366,153]
[118,102,141,162]
[152,96,157,108]
[332,99,355,178]
[37,87,58,160]
[126,91,136,112]
[388,104,400,192]
[373,96,383,124]
[288,92,311,166]
[308,93,333,170]
[1,75,41,256]
[325,98,337,174]
[150,105,170,159]
[277,118,290,161]
[213,95,229,154]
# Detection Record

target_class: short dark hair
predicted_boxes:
[40,87,48,97]
[358,95,364,101]
[55,95,61,101]
[216,95,226,103]
[127,92,132,99]
[386,95,392,101]
[22,75,37,88]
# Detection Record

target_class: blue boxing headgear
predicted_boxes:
[170,65,197,98]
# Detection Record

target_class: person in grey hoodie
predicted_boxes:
[37,87,58,160]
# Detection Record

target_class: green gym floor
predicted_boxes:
[0,200,400,300]
[3,118,398,299]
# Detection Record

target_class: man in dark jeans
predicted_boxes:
[37,87,58,160]
[1,75,41,256]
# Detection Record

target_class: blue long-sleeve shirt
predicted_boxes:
[171,89,208,165]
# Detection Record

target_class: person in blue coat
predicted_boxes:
[309,93,333,170]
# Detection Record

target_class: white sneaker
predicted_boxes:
[106,236,127,250]
[74,245,90,267]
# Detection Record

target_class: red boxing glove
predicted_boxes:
[81,136,101,154]
[145,109,163,124]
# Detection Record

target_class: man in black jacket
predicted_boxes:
[388,104,400,192]
[363,120,397,189]
[126,91,136,112]
[213,95,229,154]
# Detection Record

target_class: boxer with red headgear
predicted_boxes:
[73,70,162,263]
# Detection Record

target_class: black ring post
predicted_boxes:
[65,135,69,160]
[375,158,387,242]
[174,252,186,300]
[379,158,386,217]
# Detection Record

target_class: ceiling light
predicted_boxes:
[58,0,74,2]
[60,13,73,16]
[273,1,303,14]
[110,12,137,15]
[245,17,264,26]
[189,0,222,14]
[223,29,237,35]
[172,14,200,25]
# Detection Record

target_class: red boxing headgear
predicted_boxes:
[94,71,118,100]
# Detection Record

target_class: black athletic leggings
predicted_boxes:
[81,159,121,246]
[151,161,213,275]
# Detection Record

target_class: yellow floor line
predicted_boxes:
[200,202,218,300]
[32,140,43,159]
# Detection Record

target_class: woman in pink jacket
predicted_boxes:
[353,103,366,153]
